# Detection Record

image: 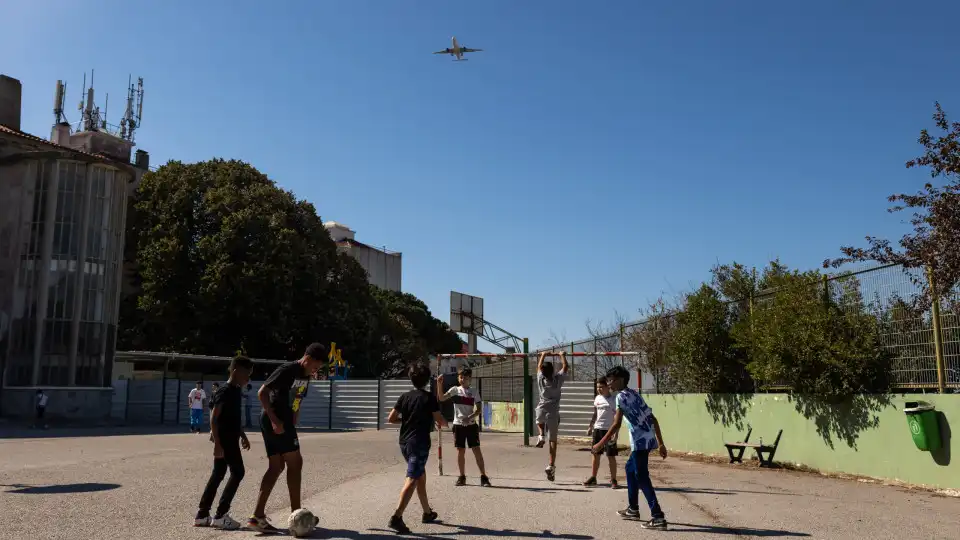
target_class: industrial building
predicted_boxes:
[0,73,148,419]
[324,221,402,292]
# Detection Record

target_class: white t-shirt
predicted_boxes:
[593,393,616,430]
[188,388,206,410]
[444,386,481,426]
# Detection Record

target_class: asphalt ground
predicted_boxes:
[1,427,957,539]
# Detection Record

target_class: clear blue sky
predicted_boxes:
[5,1,958,349]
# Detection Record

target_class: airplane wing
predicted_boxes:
[461,48,483,53]
[433,49,452,54]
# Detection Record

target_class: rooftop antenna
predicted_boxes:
[120,75,144,142]
[53,80,67,124]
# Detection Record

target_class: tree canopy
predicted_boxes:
[118,158,461,375]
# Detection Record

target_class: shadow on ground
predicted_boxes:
[669,522,811,537]
[2,482,121,494]
[353,521,594,539]
[658,486,797,497]
[0,424,362,440]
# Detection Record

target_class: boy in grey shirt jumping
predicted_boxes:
[535,350,568,481]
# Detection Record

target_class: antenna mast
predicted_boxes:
[120,75,144,142]
[53,80,67,124]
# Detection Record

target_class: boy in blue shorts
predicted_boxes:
[387,363,447,534]
[592,366,668,530]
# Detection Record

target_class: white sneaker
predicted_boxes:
[545,465,555,482]
[193,516,211,527]
[536,435,545,448]
[212,514,241,530]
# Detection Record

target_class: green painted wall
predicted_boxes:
[629,394,957,490]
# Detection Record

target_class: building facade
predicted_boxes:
[324,221,402,292]
[0,75,148,419]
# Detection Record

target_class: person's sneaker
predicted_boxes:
[610,480,621,489]
[193,516,211,527]
[212,514,241,530]
[455,475,466,487]
[421,510,438,523]
[388,515,411,534]
[582,476,597,487]
[617,507,641,519]
[641,517,669,530]
[545,465,555,482]
[535,436,545,448]
[480,475,492,487]
[247,515,279,533]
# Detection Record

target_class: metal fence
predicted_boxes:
[112,378,415,430]
[526,263,959,393]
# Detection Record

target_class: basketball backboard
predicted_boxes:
[450,291,484,335]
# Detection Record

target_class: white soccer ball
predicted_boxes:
[288,508,319,538]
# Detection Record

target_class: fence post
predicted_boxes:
[328,380,334,430]
[928,266,947,394]
[522,338,531,447]
[593,338,598,382]
[376,379,382,430]
[159,357,168,425]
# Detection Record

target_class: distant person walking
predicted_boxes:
[188,382,207,434]
[34,389,49,429]
[209,383,221,442]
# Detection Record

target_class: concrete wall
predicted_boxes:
[349,244,401,292]
[1,387,112,420]
[633,394,958,490]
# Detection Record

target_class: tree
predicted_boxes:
[739,265,890,400]
[370,288,463,378]
[623,297,678,393]
[669,284,749,393]
[827,103,960,305]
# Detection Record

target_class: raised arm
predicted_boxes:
[559,351,569,375]
[436,375,452,402]
[537,352,547,372]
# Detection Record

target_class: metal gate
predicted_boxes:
[331,380,380,430]
[379,380,414,429]
[297,381,331,428]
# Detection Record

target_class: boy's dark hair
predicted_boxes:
[596,376,608,385]
[305,342,327,360]
[605,366,630,385]
[36,389,42,395]
[195,381,202,386]
[458,367,473,377]
[230,355,254,372]
[541,361,554,379]
[246,383,252,390]
[408,363,431,389]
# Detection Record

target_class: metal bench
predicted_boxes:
[724,428,783,468]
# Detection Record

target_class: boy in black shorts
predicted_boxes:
[437,367,491,487]
[247,343,326,533]
[386,363,447,534]
[194,356,253,530]
[583,376,619,488]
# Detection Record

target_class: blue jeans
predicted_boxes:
[625,450,664,519]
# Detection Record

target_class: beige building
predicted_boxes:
[0,75,149,419]
[324,221,402,292]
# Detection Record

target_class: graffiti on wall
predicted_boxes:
[482,401,523,433]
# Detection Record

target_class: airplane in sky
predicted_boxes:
[433,37,483,61]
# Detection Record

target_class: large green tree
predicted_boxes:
[119,158,459,376]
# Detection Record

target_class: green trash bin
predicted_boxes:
[904,401,941,452]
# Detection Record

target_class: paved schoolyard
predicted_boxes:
[0,427,957,539]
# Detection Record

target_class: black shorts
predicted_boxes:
[452,424,480,449]
[592,428,619,457]
[260,413,299,457]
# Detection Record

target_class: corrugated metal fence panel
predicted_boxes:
[126,380,162,424]
[110,380,128,420]
[163,379,180,424]
[245,381,264,428]
[332,380,380,430]
[556,381,597,437]
[379,380,414,430]
[297,381,331,429]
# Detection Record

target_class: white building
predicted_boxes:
[324,221,402,292]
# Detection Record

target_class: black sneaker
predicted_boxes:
[641,517,668,530]
[610,480,621,489]
[455,475,466,486]
[582,476,597,487]
[480,475,492,487]
[388,515,411,534]
[545,466,555,482]
[617,507,640,519]
[421,510,438,523]
[247,515,280,533]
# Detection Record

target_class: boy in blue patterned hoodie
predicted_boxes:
[592,365,668,530]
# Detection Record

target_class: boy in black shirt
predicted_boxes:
[386,362,447,534]
[194,356,254,530]
[247,343,326,533]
